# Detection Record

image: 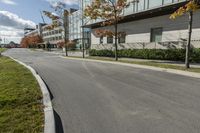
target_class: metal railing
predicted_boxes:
[91,40,200,50]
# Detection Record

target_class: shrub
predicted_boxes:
[89,49,200,63]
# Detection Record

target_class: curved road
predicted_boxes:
[4,48,200,133]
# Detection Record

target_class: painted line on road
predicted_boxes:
[8,56,55,133]
[60,56,200,79]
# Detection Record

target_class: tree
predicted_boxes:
[20,35,43,48]
[30,35,43,46]
[43,2,69,56]
[57,40,65,48]
[20,37,29,48]
[170,0,199,68]
[57,40,76,50]
[84,0,129,61]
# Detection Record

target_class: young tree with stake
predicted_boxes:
[170,0,199,68]
[43,2,69,56]
[84,0,129,61]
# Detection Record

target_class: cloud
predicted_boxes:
[47,0,78,6]
[63,0,78,5]
[0,11,36,29]
[0,11,36,43]
[0,0,16,5]
[0,26,24,37]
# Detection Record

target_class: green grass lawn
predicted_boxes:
[0,56,44,133]
[0,48,7,53]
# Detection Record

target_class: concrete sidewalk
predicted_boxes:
[119,58,200,68]
[38,48,89,57]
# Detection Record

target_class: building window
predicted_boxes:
[119,35,126,43]
[107,36,113,44]
[100,36,103,44]
[151,27,162,42]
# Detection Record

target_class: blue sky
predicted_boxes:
[0,0,78,43]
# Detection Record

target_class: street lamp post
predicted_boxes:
[82,0,85,58]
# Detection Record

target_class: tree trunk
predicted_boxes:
[82,28,85,58]
[185,11,193,68]
[83,42,85,58]
[64,10,68,57]
[64,23,68,56]
[114,22,118,61]
[65,39,68,56]
[82,0,85,58]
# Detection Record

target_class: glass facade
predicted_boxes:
[124,0,186,15]
[81,0,187,25]
[69,10,81,41]
[69,6,91,49]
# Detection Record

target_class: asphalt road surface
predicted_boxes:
[4,48,200,133]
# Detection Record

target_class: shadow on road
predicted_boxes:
[41,77,54,100]
[40,76,64,132]
[54,110,64,133]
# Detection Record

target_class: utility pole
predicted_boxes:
[82,0,85,58]
[185,11,193,69]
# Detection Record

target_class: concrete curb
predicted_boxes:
[8,56,55,133]
[61,56,200,79]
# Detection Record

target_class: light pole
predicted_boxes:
[81,0,85,58]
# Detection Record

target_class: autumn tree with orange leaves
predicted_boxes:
[84,0,129,61]
[170,0,199,68]
[57,40,76,50]
[20,37,29,48]
[20,35,43,48]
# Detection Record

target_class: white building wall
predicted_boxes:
[91,10,200,49]
[42,25,64,44]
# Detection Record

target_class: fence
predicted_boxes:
[91,40,200,50]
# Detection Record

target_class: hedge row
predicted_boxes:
[89,49,200,63]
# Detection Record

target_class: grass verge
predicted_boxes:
[0,56,44,133]
[0,48,7,53]
[65,56,200,73]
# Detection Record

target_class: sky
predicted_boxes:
[0,0,79,43]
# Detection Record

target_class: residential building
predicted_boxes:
[25,21,65,48]
[84,0,200,50]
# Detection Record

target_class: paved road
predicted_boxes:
[4,48,200,133]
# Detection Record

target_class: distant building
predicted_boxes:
[8,41,20,48]
[24,23,46,37]
[42,21,64,48]
[1,41,20,48]
[24,12,77,48]
[24,21,65,48]
[24,7,92,49]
